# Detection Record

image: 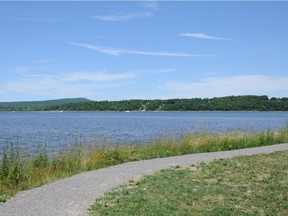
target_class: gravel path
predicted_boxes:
[1,144,288,216]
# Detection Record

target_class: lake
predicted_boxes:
[0,111,287,153]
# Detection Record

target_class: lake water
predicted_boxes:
[0,111,287,153]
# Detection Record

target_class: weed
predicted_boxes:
[33,144,49,168]
[1,129,288,201]
[0,142,24,186]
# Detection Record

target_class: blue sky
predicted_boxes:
[0,1,288,102]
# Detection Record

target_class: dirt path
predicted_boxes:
[1,143,288,216]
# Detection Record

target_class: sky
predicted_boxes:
[0,1,288,102]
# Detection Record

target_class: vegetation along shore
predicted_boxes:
[1,129,288,202]
[1,95,288,111]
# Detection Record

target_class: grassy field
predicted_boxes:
[1,129,288,202]
[90,150,288,216]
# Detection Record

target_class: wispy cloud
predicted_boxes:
[142,1,159,10]
[0,68,176,101]
[0,71,136,100]
[62,71,136,82]
[92,11,153,21]
[1,78,107,100]
[61,69,173,82]
[28,58,54,64]
[159,75,288,98]
[8,66,28,74]
[136,68,174,74]
[69,42,213,57]
[179,33,231,41]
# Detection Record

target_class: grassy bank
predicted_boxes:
[90,150,288,215]
[1,129,288,202]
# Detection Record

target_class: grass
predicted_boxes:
[90,150,288,216]
[1,129,288,202]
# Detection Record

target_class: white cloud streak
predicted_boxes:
[28,58,54,64]
[92,11,153,21]
[179,33,231,41]
[142,1,159,10]
[159,75,288,98]
[69,42,213,57]
[0,68,174,101]
[9,66,28,74]
[0,71,137,99]
[62,71,136,82]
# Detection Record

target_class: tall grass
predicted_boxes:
[1,129,288,202]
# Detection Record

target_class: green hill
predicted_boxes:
[0,98,90,108]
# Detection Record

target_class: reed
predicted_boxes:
[1,128,288,202]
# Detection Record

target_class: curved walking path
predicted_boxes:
[1,144,288,216]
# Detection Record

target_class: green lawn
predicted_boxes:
[90,150,288,216]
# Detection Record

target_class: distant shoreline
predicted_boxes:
[1,110,288,113]
[1,95,288,112]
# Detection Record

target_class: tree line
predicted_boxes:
[1,95,288,111]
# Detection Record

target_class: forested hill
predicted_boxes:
[1,95,288,111]
[0,98,90,109]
